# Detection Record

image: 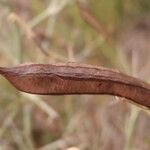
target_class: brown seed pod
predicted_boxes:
[0,63,150,108]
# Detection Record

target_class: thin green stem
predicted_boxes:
[124,106,140,150]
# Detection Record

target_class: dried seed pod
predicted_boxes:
[0,63,150,108]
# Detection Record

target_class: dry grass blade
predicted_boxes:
[78,5,111,43]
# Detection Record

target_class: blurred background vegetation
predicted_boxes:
[0,0,150,150]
